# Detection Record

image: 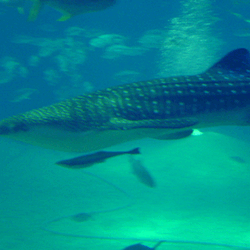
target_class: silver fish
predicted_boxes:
[1,48,250,152]
[56,147,140,169]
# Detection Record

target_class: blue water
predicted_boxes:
[1,0,250,249]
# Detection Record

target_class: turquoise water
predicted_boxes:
[1,0,250,249]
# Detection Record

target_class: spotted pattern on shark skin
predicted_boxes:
[104,75,250,122]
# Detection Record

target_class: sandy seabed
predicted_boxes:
[1,128,250,250]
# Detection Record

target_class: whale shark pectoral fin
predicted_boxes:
[152,129,194,140]
[28,0,43,21]
[109,117,198,130]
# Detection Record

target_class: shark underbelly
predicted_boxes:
[4,106,249,153]
[4,126,175,152]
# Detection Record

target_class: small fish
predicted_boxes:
[0,0,25,14]
[129,156,156,188]
[10,88,37,103]
[123,241,164,250]
[70,212,93,222]
[56,147,140,169]
[28,0,116,21]
[230,156,246,163]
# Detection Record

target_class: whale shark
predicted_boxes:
[0,48,250,153]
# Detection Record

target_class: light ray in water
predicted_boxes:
[40,224,250,250]
[159,0,221,77]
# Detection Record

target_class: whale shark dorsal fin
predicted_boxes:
[206,48,250,74]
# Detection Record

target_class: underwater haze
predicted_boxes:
[1,0,250,249]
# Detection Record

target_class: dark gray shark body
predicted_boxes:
[1,48,250,152]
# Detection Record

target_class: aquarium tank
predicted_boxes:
[0,0,250,249]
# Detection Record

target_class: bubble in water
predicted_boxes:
[159,0,222,77]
